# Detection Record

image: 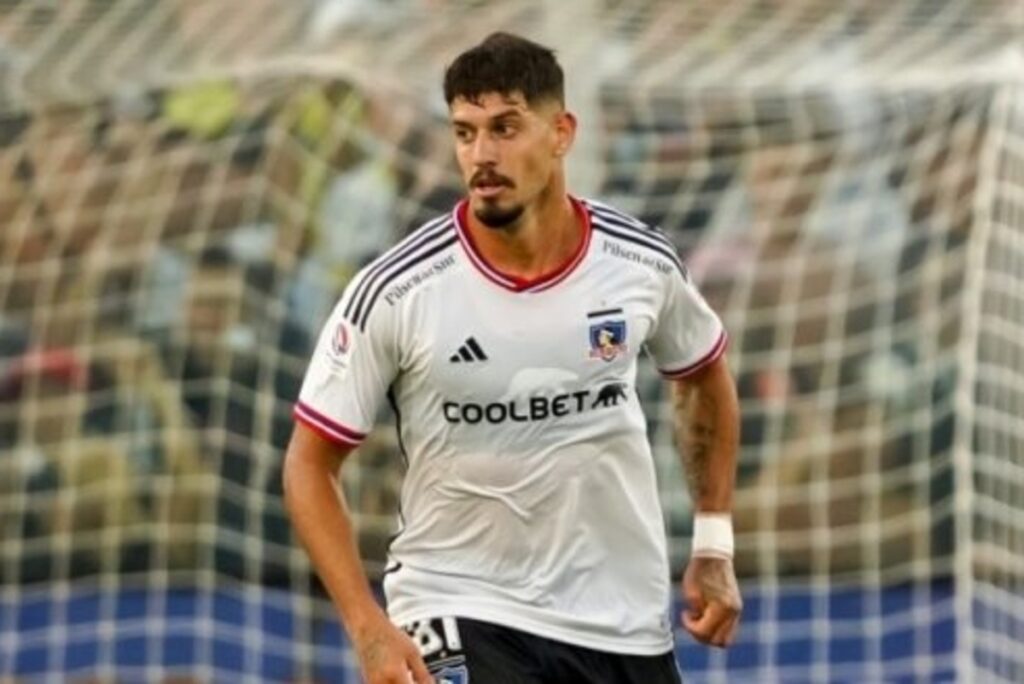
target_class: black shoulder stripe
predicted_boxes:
[356,234,458,331]
[587,201,648,229]
[591,218,688,277]
[588,205,678,254]
[351,229,455,327]
[343,214,452,319]
[343,217,453,321]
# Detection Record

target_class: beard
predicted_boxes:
[474,200,524,229]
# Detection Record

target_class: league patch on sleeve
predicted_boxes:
[325,320,352,369]
[331,321,351,355]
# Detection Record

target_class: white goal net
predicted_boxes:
[0,1,1021,682]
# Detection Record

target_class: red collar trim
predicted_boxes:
[454,196,592,293]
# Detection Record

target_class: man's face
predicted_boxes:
[449,91,573,229]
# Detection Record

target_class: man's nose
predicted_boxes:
[471,133,499,166]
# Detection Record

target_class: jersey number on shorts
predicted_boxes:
[403,617,463,658]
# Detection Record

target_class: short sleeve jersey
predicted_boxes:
[295,197,727,655]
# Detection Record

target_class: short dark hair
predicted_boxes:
[443,32,564,107]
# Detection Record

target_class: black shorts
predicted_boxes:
[401,616,682,684]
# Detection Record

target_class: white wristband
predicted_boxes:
[692,513,734,559]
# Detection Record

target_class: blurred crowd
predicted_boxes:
[0,72,465,587]
[0,1,994,598]
[0,71,988,593]
[601,85,985,575]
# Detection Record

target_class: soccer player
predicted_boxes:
[284,32,742,684]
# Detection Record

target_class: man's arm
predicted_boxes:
[672,354,743,648]
[283,423,431,684]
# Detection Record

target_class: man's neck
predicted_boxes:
[466,191,582,281]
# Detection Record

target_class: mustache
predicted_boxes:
[470,171,514,188]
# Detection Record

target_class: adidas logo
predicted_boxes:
[449,336,488,363]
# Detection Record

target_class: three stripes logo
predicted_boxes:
[449,337,488,363]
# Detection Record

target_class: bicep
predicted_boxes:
[284,421,358,477]
[672,354,734,397]
[670,354,738,428]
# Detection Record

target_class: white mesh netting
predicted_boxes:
[0,1,1022,682]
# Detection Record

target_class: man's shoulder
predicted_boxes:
[341,212,461,329]
[581,197,651,230]
[364,211,460,274]
[582,198,688,280]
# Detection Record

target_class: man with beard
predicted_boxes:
[285,32,741,684]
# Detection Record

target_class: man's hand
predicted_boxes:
[352,612,433,684]
[681,555,742,648]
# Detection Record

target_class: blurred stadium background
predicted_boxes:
[0,0,1022,682]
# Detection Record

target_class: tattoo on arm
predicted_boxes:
[674,384,719,503]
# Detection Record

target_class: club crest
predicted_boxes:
[589,320,628,362]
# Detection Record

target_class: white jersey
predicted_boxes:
[295,197,727,655]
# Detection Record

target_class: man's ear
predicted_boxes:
[553,110,577,158]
